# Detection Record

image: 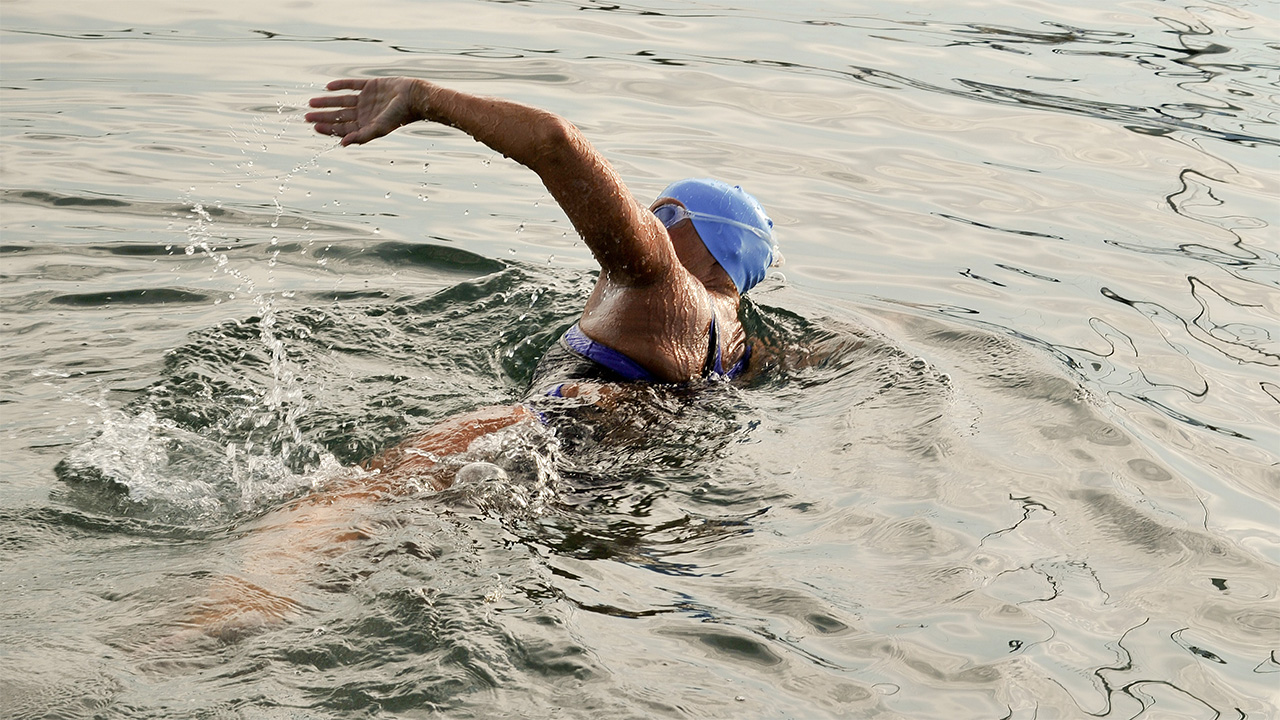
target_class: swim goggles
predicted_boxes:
[652,203,774,242]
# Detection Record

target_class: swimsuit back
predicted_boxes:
[529,297,750,397]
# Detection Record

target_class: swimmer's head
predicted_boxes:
[656,178,777,294]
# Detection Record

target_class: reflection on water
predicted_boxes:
[2,0,1277,717]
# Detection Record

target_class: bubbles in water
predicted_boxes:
[455,462,508,485]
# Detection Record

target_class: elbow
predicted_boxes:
[530,113,587,168]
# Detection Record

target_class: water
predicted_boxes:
[2,0,1277,716]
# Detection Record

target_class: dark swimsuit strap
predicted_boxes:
[701,292,751,378]
[701,313,721,377]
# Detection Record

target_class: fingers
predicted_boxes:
[305,114,355,141]
[304,109,346,124]
[340,127,377,146]
[326,78,367,91]
[308,94,358,108]
[310,122,339,138]
[306,78,393,145]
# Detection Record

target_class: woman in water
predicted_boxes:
[188,78,777,637]
[305,77,778,480]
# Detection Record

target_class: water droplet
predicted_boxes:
[305,191,312,197]
[235,183,242,188]
[326,169,332,174]
[384,191,391,199]
[463,210,469,216]
[374,227,381,234]
[270,237,279,245]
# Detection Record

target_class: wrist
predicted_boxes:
[411,79,436,122]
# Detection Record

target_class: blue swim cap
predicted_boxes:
[659,178,776,294]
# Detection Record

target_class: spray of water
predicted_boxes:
[56,98,347,524]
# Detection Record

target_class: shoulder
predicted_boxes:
[579,272,718,382]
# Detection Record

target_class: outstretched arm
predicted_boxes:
[186,403,537,639]
[306,78,677,288]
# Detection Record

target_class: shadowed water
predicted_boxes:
[2,0,1277,717]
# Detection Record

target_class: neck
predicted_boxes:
[697,267,739,301]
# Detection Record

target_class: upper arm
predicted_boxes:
[424,85,678,286]
[529,118,677,286]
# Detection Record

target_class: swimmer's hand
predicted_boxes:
[306,77,429,146]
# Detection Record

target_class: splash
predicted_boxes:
[56,400,333,525]
[56,143,341,524]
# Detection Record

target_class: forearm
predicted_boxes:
[189,404,535,638]
[309,77,676,284]
[417,82,575,171]
[365,403,536,480]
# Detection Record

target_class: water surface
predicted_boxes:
[2,0,1277,717]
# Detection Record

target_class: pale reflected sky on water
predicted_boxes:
[2,0,1278,717]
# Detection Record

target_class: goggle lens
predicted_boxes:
[653,203,691,229]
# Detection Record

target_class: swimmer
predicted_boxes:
[305,77,778,479]
[187,78,778,638]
